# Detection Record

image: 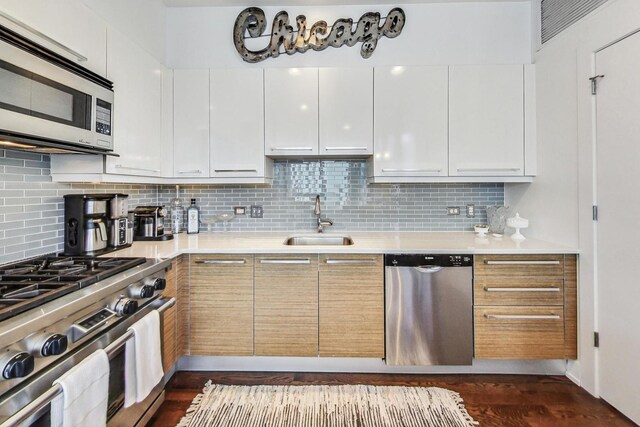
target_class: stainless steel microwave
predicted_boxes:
[0,23,115,155]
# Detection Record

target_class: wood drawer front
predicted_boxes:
[255,255,319,357]
[474,306,565,359]
[319,254,384,358]
[474,255,564,306]
[190,255,254,356]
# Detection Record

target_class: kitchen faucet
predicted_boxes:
[314,195,333,233]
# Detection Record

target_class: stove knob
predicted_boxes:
[1,352,35,380]
[111,297,138,317]
[145,277,166,291]
[128,283,155,299]
[41,334,68,357]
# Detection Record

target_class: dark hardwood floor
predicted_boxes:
[148,372,636,427]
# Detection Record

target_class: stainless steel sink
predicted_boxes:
[284,236,354,246]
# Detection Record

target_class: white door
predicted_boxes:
[449,65,524,177]
[265,68,318,156]
[173,69,210,178]
[319,67,373,156]
[210,68,266,178]
[373,66,449,179]
[595,31,640,425]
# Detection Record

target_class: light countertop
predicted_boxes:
[106,231,578,259]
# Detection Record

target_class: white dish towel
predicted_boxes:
[51,349,109,427]
[124,310,164,408]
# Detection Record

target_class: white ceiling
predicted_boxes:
[163,0,528,7]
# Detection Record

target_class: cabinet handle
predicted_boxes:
[0,11,88,62]
[484,287,560,292]
[270,147,314,151]
[178,169,203,174]
[484,314,561,320]
[484,260,560,265]
[214,169,258,173]
[114,164,160,173]
[324,147,369,151]
[195,260,246,264]
[381,168,442,173]
[325,259,377,265]
[457,167,521,173]
[260,259,311,264]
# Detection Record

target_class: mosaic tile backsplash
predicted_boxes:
[0,152,504,263]
[0,150,157,264]
[158,161,504,233]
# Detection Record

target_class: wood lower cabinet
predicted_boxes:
[189,255,254,355]
[161,258,178,372]
[319,254,384,358]
[474,254,578,360]
[177,255,190,357]
[254,255,319,356]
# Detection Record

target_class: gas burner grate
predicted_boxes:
[0,255,146,321]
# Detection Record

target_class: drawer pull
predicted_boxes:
[484,287,560,292]
[484,314,561,320]
[195,260,246,264]
[260,259,311,264]
[270,147,314,151]
[178,169,203,174]
[325,259,377,265]
[381,168,442,173]
[484,260,561,265]
[324,147,369,151]
[214,169,258,173]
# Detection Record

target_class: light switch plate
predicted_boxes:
[250,205,263,218]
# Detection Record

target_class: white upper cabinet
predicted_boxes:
[173,69,210,178]
[319,68,373,156]
[105,29,162,177]
[265,68,319,156]
[0,0,107,77]
[210,69,270,179]
[449,64,524,177]
[372,66,449,179]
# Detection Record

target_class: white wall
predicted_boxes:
[166,2,531,68]
[505,0,640,397]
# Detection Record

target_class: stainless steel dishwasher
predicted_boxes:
[385,254,473,365]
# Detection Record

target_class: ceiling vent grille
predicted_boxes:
[541,0,608,43]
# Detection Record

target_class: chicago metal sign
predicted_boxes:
[233,7,406,63]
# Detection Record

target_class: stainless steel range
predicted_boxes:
[0,254,172,427]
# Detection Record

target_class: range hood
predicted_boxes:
[0,19,116,156]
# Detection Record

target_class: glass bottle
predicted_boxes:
[186,198,200,234]
[170,185,184,234]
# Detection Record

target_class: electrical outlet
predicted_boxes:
[250,205,263,218]
[233,206,247,215]
[447,207,460,216]
[466,204,475,218]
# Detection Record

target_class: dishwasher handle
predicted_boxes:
[413,265,444,273]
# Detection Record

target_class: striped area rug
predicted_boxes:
[176,382,478,427]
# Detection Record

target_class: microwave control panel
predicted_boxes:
[95,98,112,136]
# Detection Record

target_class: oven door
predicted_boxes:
[0,298,172,427]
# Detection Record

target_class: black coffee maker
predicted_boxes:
[64,194,132,255]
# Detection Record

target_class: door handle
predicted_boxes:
[213,169,258,173]
[324,147,369,151]
[270,147,314,151]
[114,164,160,173]
[483,287,561,292]
[484,260,560,265]
[484,314,561,320]
[413,265,443,273]
[325,259,377,265]
[381,168,442,173]
[194,260,247,264]
[457,167,521,173]
[177,169,203,174]
[260,259,310,264]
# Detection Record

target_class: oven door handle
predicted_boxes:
[0,297,176,427]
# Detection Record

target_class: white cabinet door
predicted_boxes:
[373,66,449,178]
[0,0,107,77]
[161,67,174,178]
[105,29,162,177]
[265,68,318,156]
[319,68,373,156]
[449,65,524,177]
[173,69,209,178]
[210,69,266,178]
